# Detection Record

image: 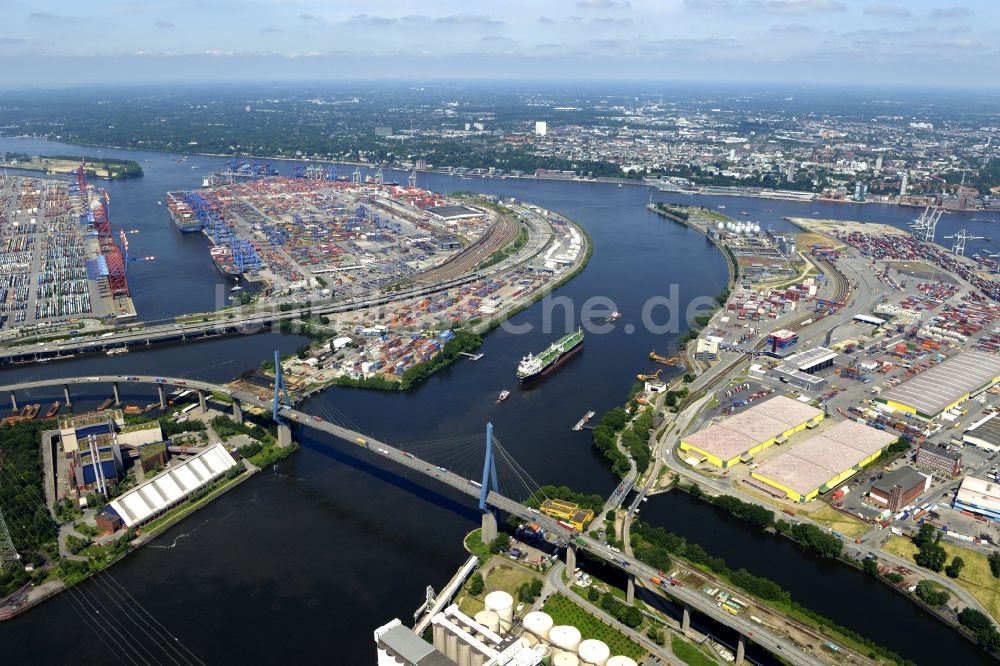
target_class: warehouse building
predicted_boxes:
[59,409,125,454]
[963,412,1000,452]
[782,346,839,374]
[425,205,484,222]
[750,420,897,503]
[876,351,1000,419]
[772,365,827,391]
[107,443,238,529]
[679,395,824,468]
[539,499,593,530]
[869,467,931,512]
[916,444,962,477]
[954,477,1000,522]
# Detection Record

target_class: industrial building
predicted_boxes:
[59,410,125,454]
[915,444,962,477]
[750,420,897,503]
[425,205,484,222]
[766,329,798,357]
[780,347,838,374]
[954,477,1000,522]
[869,467,931,512]
[375,596,642,666]
[877,351,1000,419]
[73,433,123,497]
[772,365,827,391]
[963,412,1000,452]
[107,443,239,529]
[679,395,824,468]
[538,499,593,530]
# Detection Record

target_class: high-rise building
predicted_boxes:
[534,121,547,136]
[875,155,883,174]
[899,172,909,198]
[786,163,796,183]
[916,444,962,477]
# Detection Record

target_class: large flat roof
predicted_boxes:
[683,395,822,461]
[425,204,483,220]
[109,444,237,528]
[784,346,838,371]
[879,351,1000,417]
[754,420,897,496]
[956,477,1000,514]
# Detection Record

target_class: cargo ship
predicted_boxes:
[210,245,241,276]
[166,192,202,232]
[516,329,584,383]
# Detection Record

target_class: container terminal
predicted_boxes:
[166,175,503,297]
[0,169,136,334]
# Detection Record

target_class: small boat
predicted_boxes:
[617,183,623,188]
[496,389,510,403]
[45,401,61,418]
[717,205,726,209]
[740,211,750,216]
[606,311,622,322]
[230,285,243,292]
[157,200,162,206]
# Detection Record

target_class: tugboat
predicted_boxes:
[517,329,584,383]
[606,311,622,322]
[496,389,511,403]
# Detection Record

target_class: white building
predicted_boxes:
[534,121,547,137]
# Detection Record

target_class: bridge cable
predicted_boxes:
[99,574,207,666]
[66,585,153,666]
[92,573,204,666]
[62,587,137,665]
[492,441,548,503]
[77,576,179,664]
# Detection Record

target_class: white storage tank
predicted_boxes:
[475,610,500,635]
[549,625,582,656]
[578,639,610,666]
[523,611,554,640]
[607,657,638,666]
[553,653,580,666]
[484,591,514,632]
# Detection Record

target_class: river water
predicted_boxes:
[0,137,992,665]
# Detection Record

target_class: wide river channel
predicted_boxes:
[0,137,994,665]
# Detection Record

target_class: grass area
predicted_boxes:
[485,562,538,597]
[458,594,485,616]
[672,636,720,666]
[883,536,1000,621]
[464,529,491,559]
[805,503,871,539]
[542,593,646,661]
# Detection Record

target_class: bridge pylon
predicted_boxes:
[479,422,501,544]
[272,349,292,423]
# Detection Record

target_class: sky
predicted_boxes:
[0,0,997,87]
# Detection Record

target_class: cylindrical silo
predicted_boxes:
[607,656,638,666]
[548,625,582,656]
[445,625,459,662]
[471,651,487,666]
[578,639,610,666]
[475,610,500,635]
[484,591,514,633]
[553,653,580,666]
[458,641,472,666]
[523,610,554,640]
[433,623,447,653]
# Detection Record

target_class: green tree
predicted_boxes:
[915,580,950,606]
[946,556,965,579]
[488,534,509,555]
[863,557,879,576]
[990,551,1000,579]
[623,605,643,629]
[468,572,484,596]
[587,586,600,602]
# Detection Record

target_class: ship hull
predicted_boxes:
[517,341,583,383]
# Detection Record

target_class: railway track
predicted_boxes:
[404,213,518,285]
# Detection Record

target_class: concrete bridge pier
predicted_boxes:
[565,545,576,573]
[277,422,293,448]
[232,398,243,423]
[157,386,166,411]
[626,574,635,605]
[198,390,207,414]
[480,511,497,544]
[9,391,17,413]
[112,382,121,405]
[682,605,691,634]
[63,385,72,409]
[736,634,746,665]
